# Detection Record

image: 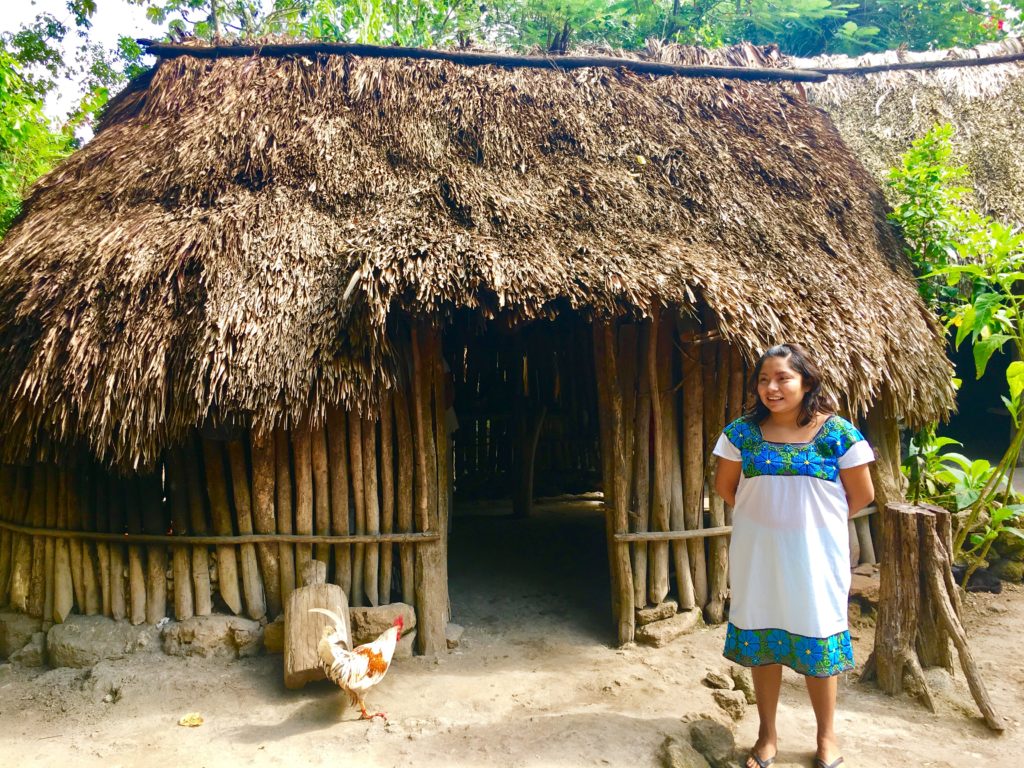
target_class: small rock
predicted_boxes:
[852,563,876,576]
[688,718,736,768]
[849,572,880,608]
[712,689,746,721]
[987,603,1009,615]
[701,670,732,690]
[162,616,263,658]
[445,622,464,649]
[0,662,11,680]
[635,610,703,648]
[729,666,756,704]
[263,616,285,654]
[637,601,679,626]
[84,660,127,703]
[661,736,711,768]
[10,631,46,667]
[394,629,416,659]
[47,615,160,668]
[0,611,43,659]
[350,603,417,645]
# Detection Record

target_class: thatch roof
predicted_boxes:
[799,38,1024,225]
[0,42,953,468]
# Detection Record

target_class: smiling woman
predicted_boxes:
[714,343,875,768]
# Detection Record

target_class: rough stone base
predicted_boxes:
[162,616,263,659]
[47,615,161,669]
[0,611,43,659]
[636,609,703,647]
[350,603,417,644]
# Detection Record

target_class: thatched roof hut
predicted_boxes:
[0,42,951,651]
[799,38,1024,224]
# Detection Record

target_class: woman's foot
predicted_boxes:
[745,739,777,768]
[814,737,843,768]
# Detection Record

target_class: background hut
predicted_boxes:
[800,38,1024,457]
[0,42,952,652]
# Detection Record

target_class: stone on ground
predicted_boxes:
[712,689,746,720]
[635,609,703,647]
[729,665,756,704]
[688,718,736,768]
[162,616,263,658]
[0,612,43,659]
[702,669,732,690]
[349,603,417,644]
[661,736,711,768]
[446,622,464,649]
[10,631,45,667]
[395,628,416,659]
[47,615,160,668]
[637,601,679,626]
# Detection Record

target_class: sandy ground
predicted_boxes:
[1,506,1021,768]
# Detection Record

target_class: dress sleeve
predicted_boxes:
[712,432,741,462]
[838,440,875,469]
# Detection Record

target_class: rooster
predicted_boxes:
[308,608,403,721]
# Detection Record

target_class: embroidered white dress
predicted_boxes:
[712,415,874,677]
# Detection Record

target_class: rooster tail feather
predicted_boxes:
[308,607,346,634]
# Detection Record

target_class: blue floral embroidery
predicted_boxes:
[724,623,854,677]
[722,415,864,482]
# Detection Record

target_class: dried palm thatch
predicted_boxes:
[800,38,1024,225]
[0,42,953,469]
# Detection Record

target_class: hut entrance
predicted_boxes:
[444,313,611,634]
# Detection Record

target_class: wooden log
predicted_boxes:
[106,475,127,621]
[291,422,315,591]
[326,407,352,598]
[702,338,729,624]
[433,339,453,623]
[183,439,213,617]
[124,477,148,625]
[64,465,85,614]
[26,464,47,618]
[593,322,636,641]
[393,374,416,606]
[165,449,195,621]
[362,417,381,607]
[283,571,351,689]
[646,309,670,606]
[917,506,954,672]
[680,337,707,607]
[412,325,446,654]
[76,467,102,616]
[227,439,267,620]
[8,466,33,613]
[864,393,904,523]
[201,439,242,615]
[43,464,57,626]
[630,322,652,609]
[141,473,168,624]
[0,466,14,608]
[251,429,282,619]
[379,394,395,604]
[347,411,366,607]
[725,345,745,528]
[92,465,112,617]
[311,423,332,568]
[274,427,296,606]
[52,468,73,623]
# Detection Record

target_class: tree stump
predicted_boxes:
[863,502,1003,731]
[284,560,350,690]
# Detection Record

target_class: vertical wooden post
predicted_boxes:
[348,412,366,606]
[0,467,14,608]
[646,309,671,606]
[201,439,242,615]
[702,337,729,624]
[7,467,32,613]
[393,374,417,606]
[92,465,112,617]
[106,475,127,621]
[43,464,57,626]
[227,439,267,620]
[594,320,635,644]
[183,439,213,616]
[274,427,296,606]
[65,464,84,614]
[725,345,745,529]
[76,467,101,616]
[251,429,283,618]
[141,473,168,624]
[325,407,351,598]
[681,337,707,607]
[291,423,315,590]
[630,322,651,609]
[380,394,395,604]
[26,465,47,618]
[166,449,195,621]
[362,416,381,607]
[864,389,904,542]
[311,423,332,569]
[433,336,452,623]
[663,319,693,611]
[412,325,446,654]
[125,476,148,625]
[53,468,73,623]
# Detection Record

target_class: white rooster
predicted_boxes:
[308,608,403,721]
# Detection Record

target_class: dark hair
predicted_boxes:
[744,343,833,427]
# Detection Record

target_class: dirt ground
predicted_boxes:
[1,506,1022,768]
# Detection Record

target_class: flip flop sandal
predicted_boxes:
[745,752,776,768]
[815,757,845,768]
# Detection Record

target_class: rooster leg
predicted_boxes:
[357,696,387,722]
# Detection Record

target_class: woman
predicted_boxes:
[713,344,875,768]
